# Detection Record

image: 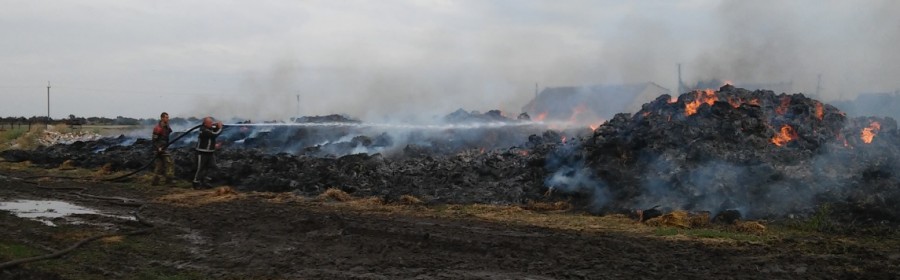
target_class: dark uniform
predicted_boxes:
[151,116,174,185]
[192,121,223,188]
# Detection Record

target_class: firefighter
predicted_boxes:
[192,116,223,188]
[151,112,175,186]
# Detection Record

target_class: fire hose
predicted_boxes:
[0,123,209,270]
[0,176,156,270]
[0,190,154,270]
[21,124,205,182]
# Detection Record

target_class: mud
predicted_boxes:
[1,166,898,279]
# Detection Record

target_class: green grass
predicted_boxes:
[0,126,41,150]
[0,124,119,151]
[0,242,42,259]
[1,127,28,141]
[654,227,679,236]
[789,203,836,233]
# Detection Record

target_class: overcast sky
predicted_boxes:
[1,0,898,121]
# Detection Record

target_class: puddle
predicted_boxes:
[0,199,134,226]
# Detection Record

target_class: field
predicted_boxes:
[1,161,899,279]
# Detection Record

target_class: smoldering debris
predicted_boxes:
[5,87,900,225]
[561,85,900,224]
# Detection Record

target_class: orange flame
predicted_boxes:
[771,124,798,146]
[861,121,881,144]
[668,96,678,103]
[685,100,701,116]
[775,96,791,115]
[534,112,548,122]
[702,89,717,106]
[727,96,742,108]
[748,98,760,106]
[589,124,599,131]
[815,102,824,121]
[684,89,718,116]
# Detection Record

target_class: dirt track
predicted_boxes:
[1,166,898,279]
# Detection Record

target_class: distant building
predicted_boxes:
[521,82,670,123]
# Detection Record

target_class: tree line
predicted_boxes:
[0,115,203,126]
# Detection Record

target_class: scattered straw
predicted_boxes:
[735,220,767,234]
[398,195,422,205]
[58,159,76,170]
[100,236,124,243]
[214,186,237,196]
[645,210,691,228]
[318,188,351,202]
[93,163,114,176]
[689,211,711,228]
[524,201,571,211]
[156,186,243,207]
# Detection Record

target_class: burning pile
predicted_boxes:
[4,85,900,224]
[0,112,564,206]
[548,85,900,224]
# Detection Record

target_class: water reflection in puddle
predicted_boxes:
[0,199,134,226]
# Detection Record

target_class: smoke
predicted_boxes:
[542,139,613,211]
[690,0,900,100]
[188,1,900,124]
[3,1,897,121]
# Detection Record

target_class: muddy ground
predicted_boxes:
[1,163,899,280]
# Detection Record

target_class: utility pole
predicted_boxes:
[296,94,300,117]
[815,74,822,97]
[677,63,683,94]
[46,81,51,129]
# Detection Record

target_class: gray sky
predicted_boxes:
[1,0,898,121]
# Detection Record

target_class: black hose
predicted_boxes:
[103,124,204,182]
[0,188,156,270]
[22,124,207,182]
[0,124,216,270]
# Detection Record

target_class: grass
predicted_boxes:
[654,227,679,236]
[0,125,50,150]
[5,162,896,275]
[688,228,763,241]
[0,126,40,150]
[303,194,789,243]
[0,242,43,259]
[1,127,29,142]
[14,225,204,280]
[789,203,836,233]
[0,124,124,152]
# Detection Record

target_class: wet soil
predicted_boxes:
[1,165,898,279]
